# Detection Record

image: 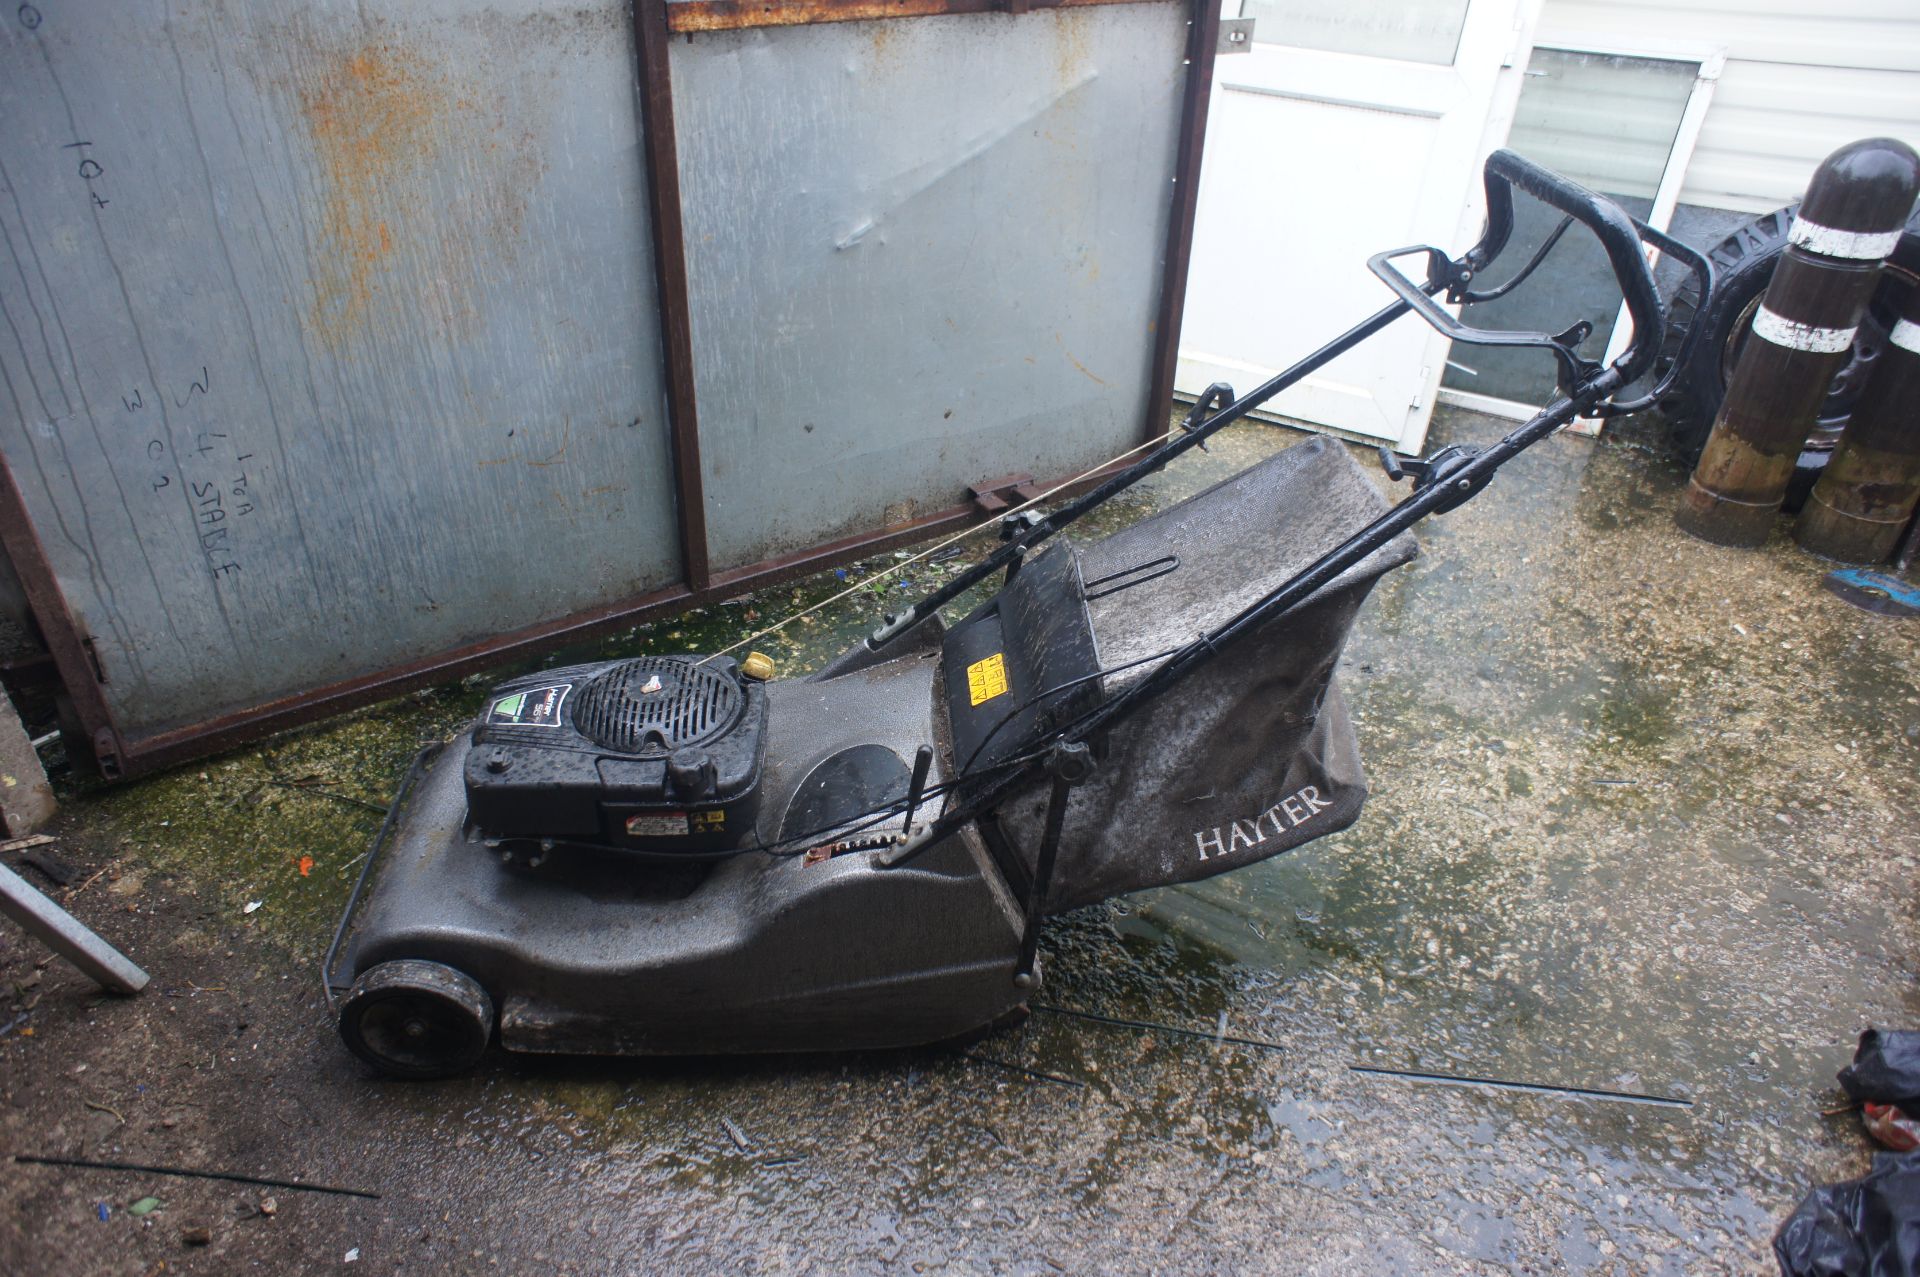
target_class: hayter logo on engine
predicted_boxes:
[488,683,571,728]
[1191,785,1332,861]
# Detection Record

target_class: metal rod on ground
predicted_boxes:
[1796,285,1920,562]
[14,1155,375,1199]
[1014,750,1086,988]
[1677,137,1920,547]
[0,861,148,994]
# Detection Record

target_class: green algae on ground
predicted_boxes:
[51,416,1288,949]
[10,404,1919,1274]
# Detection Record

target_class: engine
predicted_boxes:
[463,655,768,858]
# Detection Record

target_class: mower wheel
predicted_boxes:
[1655,204,1919,505]
[338,959,493,1079]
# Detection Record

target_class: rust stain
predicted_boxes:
[665,0,1147,35]
[299,43,443,343]
[289,31,544,348]
[524,421,573,468]
[1052,7,1092,88]
[1056,332,1106,385]
[870,16,898,64]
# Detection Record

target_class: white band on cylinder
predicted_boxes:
[1891,317,1920,355]
[1788,217,1905,260]
[1752,305,1857,353]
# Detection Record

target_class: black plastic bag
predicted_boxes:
[1839,1030,1920,1109]
[1773,1151,1920,1277]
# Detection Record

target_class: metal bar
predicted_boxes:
[1015,768,1075,980]
[1141,0,1223,445]
[1349,1065,1691,1109]
[901,744,935,834]
[888,388,1601,867]
[866,292,1419,651]
[0,861,147,994]
[666,0,1170,35]
[91,457,1126,778]
[13,1155,378,1200]
[0,456,123,777]
[634,0,711,591]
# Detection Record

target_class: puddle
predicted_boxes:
[24,405,1919,1272]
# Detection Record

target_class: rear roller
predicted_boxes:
[338,959,494,1079]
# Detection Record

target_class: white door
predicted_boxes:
[1178,0,1539,450]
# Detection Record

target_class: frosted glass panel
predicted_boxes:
[1240,0,1469,66]
[1442,47,1699,405]
[1506,49,1699,201]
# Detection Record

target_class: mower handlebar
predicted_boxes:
[1477,150,1664,383]
[1369,150,1667,396]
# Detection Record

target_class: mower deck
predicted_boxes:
[333,634,1028,1060]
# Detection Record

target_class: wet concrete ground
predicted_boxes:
[1,404,1916,1274]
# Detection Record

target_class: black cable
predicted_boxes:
[955,642,1187,783]
[1457,214,1575,304]
[529,647,1192,863]
[496,752,1040,866]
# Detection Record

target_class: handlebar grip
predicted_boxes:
[1472,150,1665,385]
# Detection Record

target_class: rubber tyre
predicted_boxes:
[1657,205,1920,483]
[338,959,494,1079]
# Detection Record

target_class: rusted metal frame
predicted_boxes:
[100,457,1134,778]
[633,0,712,591]
[0,456,124,777]
[665,0,1167,35]
[967,473,1044,513]
[19,0,1218,777]
[115,580,690,776]
[1140,0,1223,444]
[706,456,1133,591]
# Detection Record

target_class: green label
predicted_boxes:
[487,684,570,728]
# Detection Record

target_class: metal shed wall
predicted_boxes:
[0,0,683,753]
[670,6,1188,573]
[0,0,1218,776]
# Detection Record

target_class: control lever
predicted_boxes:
[999,510,1044,541]
[1179,382,1235,453]
[1377,442,1493,514]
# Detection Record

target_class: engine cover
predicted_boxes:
[463,655,768,855]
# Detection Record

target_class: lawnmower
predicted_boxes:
[323,151,1713,1078]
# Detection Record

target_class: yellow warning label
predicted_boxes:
[966,652,1010,706]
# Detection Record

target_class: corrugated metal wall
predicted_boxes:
[669,7,1186,575]
[0,0,1213,774]
[1538,0,1920,212]
[0,1,683,739]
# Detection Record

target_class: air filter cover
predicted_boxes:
[570,657,745,755]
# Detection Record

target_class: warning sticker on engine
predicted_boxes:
[626,812,690,838]
[488,684,570,728]
[966,652,1009,706]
